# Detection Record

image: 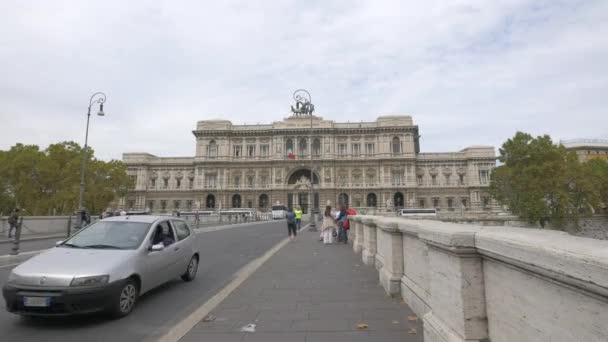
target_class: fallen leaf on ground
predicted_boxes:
[356,323,369,329]
[408,328,417,334]
[240,323,256,333]
[392,320,399,324]
[202,314,216,322]
[407,315,418,321]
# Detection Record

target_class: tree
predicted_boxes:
[0,141,132,216]
[490,132,601,228]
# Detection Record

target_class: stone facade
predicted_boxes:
[561,138,608,162]
[121,114,498,213]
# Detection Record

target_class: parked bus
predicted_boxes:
[271,204,288,220]
[399,208,437,217]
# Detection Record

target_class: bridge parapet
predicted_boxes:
[349,215,608,342]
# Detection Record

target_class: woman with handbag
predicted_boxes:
[321,206,338,244]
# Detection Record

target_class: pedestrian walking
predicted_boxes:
[7,208,19,238]
[321,206,337,244]
[294,206,303,231]
[343,206,357,244]
[336,206,348,243]
[286,207,297,241]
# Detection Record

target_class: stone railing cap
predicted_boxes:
[361,216,377,225]
[413,220,483,248]
[350,215,364,222]
[476,227,608,288]
[376,217,399,231]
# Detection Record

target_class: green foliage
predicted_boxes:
[0,142,132,216]
[490,132,607,228]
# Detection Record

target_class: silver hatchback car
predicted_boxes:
[2,215,199,317]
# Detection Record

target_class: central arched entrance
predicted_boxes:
[286,168,320,214]
[394,192,404,208]
[206,194,215,208]
[232,194,241,208]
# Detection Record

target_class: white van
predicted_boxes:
[271,205,288,220]
[399,208,437,217]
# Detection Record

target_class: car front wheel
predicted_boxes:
[181,255,198,282]
[110,279,138,318]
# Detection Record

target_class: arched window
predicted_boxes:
[394,192,404,208]
[313,138,321,156]
[392,137,401,155]
[259,194,269,209]
[366,193,377,207]
[232,194,241,208]
[299,138,308,155]
[338,193,349,207]
[208,140,217,158]
[286,139,294,154]
[206,194,215,208]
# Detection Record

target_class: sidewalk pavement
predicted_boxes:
[0,233,66,245]
[181,228,423,342]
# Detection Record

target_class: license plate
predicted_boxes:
[23,296,51,307]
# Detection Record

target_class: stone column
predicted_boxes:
[351,215,364,254]
[361,216,378,266]
[376,218,404,296]
[419,225,488,342]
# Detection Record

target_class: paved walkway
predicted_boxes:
[180,228,423,342]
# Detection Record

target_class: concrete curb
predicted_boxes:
[0,250,45,268]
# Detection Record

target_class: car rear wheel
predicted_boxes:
[181,255,198,282]
[110,279,138,318]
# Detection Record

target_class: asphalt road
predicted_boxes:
[0,220,288,342]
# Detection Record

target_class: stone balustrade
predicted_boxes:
[349,215,608,342]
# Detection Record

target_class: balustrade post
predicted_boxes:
[361,216,377,266]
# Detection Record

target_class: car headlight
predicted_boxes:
[70,275,110,287]
[7,271,18,284]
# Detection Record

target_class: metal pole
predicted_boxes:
[309,108,317,231]
[77,106,92,229]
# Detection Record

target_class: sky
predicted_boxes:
[1,0,607,161]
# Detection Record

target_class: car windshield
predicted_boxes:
[63,221,151,250]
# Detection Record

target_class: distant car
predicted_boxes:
[271,205,288,220]
[2,215,199,318]
[399,208,437,217]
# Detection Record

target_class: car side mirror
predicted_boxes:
[149,243,165,252]
[55,240,64,247]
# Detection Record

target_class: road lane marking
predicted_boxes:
[155,225,303,342]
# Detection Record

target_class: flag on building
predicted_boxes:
[288,152,296,159]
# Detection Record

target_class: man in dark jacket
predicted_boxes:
[7,208,19,238]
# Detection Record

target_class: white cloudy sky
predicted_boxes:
[1,0,607,161]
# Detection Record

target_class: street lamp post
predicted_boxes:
[77,92,106,229]
[292,89,317,231]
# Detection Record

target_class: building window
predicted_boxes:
[233,145,242,158]
[234,176,241,188]
[176,179,181,189]
[186,200,193,210]
[247,176,254,188]
[461,198,467,209]
[160,200,167,210]
[479,170,489,184]
[208,140,217,158]
[431,175,437,185]
[365,143,375,155]
[189,178,194,189]
[286,139,294,154]
[483,197,490,208]
[459,174,465,185]
[174,200,181,209]
[417,175,423,186]
[392,172,402,185]
[447,198,453,210]
[351,143,360,157]
[298,138,308,155]
[366,193,377,207]
[338,143,347,156]
[433,198,439,208]
[148,201,155,211]
[419,199,425,208]
[313,138,321,156]
[260,144,269,157]
[247,145,256,157]
[163,179,169,189]
[445,174,451,185]
[392,137,402,155]
[150,179,156,188]
[261,176,268,187]
[206,174,217,188]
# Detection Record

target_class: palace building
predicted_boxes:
[122,113,497,214]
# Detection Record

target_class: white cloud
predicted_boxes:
[0,0,606,160]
